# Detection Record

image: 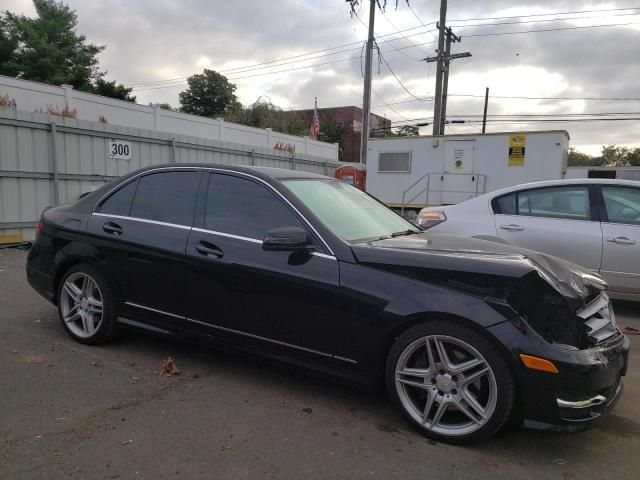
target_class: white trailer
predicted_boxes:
[565,166,640,181]
[366,130,570,214]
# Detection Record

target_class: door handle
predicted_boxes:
[196,241,224,258]
[607,236,636,245]
[499,224,524,232]
[102,221,123,235]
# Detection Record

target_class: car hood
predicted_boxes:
[350,233,606,301]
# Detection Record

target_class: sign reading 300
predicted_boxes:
[108,139,132,160]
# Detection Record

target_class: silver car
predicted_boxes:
[417,179,640,300]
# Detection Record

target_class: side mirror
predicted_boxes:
[263,226,314,252]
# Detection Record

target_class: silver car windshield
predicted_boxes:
[283,178,420,242]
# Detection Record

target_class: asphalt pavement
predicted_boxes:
[1,248,638,479]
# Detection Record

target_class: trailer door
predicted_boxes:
[444,140,475,174]
[441,141,478,204]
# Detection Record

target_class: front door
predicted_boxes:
[494,185,603,271]
[185,172,341,361]
[599,185,640,293]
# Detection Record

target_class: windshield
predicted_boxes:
[283,179,421,242]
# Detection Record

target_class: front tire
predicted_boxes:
[56,264,118,345]
[385,320,515,444]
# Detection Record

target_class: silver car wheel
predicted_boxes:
[395,335,498,437]
[60,272,104,339]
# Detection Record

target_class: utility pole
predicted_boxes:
[482,87,489,133]
[431,0,447,136]
[423,0,471,135]
[360,0,376,164]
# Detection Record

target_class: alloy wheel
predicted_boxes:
[394,334,498,437]
[60,272,104,339]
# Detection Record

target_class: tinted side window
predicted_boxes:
[130,171,200,226]
[205,174,304,239]
[492,193,516,215]
[98,180,138,216]
[602,186,640,225]
[517,186,590,220]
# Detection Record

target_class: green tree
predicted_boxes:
[179,69,240,117]
[92,78,135,102]
[0,16,18,76]
[627,148,640,166]
[384,124,420,137]
[318,118,344,145]
[225,98,308,135]
[567,147,602,167]
[1,1,134,102]
[601,144,632,167]
[2,0,102,91]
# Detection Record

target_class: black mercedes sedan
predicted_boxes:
[27,164,629,444]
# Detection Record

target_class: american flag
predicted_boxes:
[309,101,320,140]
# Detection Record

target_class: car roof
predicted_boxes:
[129,163,333,181]
[486,178,640,198]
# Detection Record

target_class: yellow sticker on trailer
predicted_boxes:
[508,134,526,167]
[0,233,23,245]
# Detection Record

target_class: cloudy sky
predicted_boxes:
[6,0,640,154]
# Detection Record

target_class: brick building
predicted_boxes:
[285,106,391,162]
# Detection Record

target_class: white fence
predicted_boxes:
[0,109,341,242]
[0,75,339,160]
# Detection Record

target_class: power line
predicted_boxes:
[379,116,640,128]
[380,10,429,56]
[449,11,640,29]
[448,6,640,23]
[377,48,424,101]
[463,21,640,38]
[128,25,435,88]
[126,7,640,89]
[132,37,441,91]
[369,93,640,109]
[371,87,412,121]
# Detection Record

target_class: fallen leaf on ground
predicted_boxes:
[160,357,180,376]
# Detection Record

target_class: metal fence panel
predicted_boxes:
[0,109,340,242]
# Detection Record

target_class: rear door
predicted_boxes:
[493,185,603,271]
[598,185,640,293]
[184,172,342,362]
[88,169,201,326]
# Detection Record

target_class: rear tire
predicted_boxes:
[56,264,119,345]
[385,320,515,444]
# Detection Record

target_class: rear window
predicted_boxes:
[493,186,591,220]
[97,180,138,216]
[130,171,200,226]
[492,193,516,215]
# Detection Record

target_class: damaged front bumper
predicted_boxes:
[487,306,630,430]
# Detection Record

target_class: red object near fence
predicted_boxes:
[335,163,366,191]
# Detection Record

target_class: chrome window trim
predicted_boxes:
[191,227,337,260]
[92,166,335,256]
[93,212,192,230]
[93,166,199,209]
[124,301,184,319]
[191,227,262,244]
[184,316,357,364]
[311,252,337,261]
